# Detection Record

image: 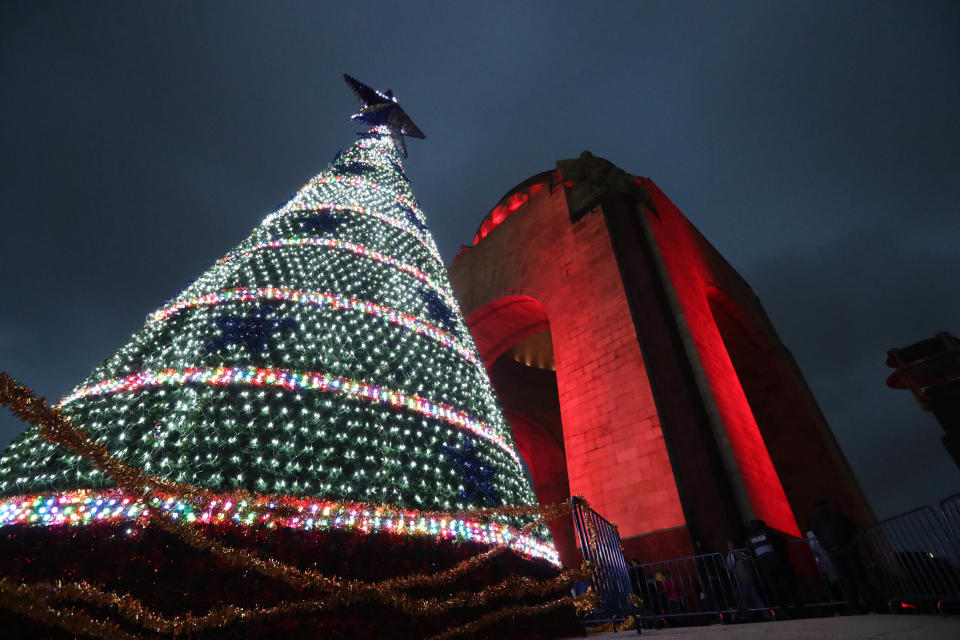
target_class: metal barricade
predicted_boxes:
[630,553,738,627]
[571,497,641,632]
[941,493,960,541]
[784,537,849,609]
[628,542,846,628]
[862,506,960,608]
[692,539,848,624]
[593,491,960,630]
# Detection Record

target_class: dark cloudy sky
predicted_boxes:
[1,1,957,519]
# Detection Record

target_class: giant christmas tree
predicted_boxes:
[0,76,557,568]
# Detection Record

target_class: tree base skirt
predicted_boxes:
[0,516,581,639]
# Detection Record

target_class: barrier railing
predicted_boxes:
[587,490,960,630]
[629,553,737,626]
[739,538,848,615]
[629,538,847,628]
[862,505,960,608]
[941,493,960,541]
[569,489,960,630]
[571,497,641,632]
[789,536,850,607]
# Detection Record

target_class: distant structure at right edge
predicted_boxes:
[448,152,874,565]
[887,332,960,469]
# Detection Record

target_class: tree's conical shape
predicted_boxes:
[0,94,555,562]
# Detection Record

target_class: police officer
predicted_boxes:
[745,519,798,613]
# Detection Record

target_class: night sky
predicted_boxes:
[2,1,957,519]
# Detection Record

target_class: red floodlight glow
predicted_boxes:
[472,182,546,246]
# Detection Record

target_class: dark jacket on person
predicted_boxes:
[808,505,856,551]
[745,520,784,562]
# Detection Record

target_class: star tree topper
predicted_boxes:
[344,74,425,157]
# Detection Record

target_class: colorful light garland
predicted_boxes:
[0,489,558,565]
[146,287,478,365]
[58,366,519,464]
[214,236,460,310]
[263,203,440,262]
[306,174,423,218]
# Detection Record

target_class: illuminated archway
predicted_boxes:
[465,294,576,565]
[464,293,550,367]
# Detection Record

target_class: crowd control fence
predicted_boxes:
[618,491,960,629]
[628,552,738,627]
[571,497,642,633]
[628,538,848,628]
[862,503,960,611]
[941,493,960,543]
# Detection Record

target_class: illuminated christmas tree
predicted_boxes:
[0,76,555,565]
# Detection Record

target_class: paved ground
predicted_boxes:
[571,614,960,639]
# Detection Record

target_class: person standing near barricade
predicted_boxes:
[694,541,721,613]
[806,530,843,600]
[661,570,683,614]
[726,540,770,621]
[808,499,874,614]
[628,557,642,595]
[745,519,799,614]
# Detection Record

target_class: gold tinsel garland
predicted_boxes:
[0,577,138,640]
[584,616,637,634]
[425,593,600,640]
[0,373,598,638]
[0,565,591,636]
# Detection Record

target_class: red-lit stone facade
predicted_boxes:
[448,153,873,565]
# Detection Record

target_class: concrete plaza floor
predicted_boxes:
[572,614,960,639]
